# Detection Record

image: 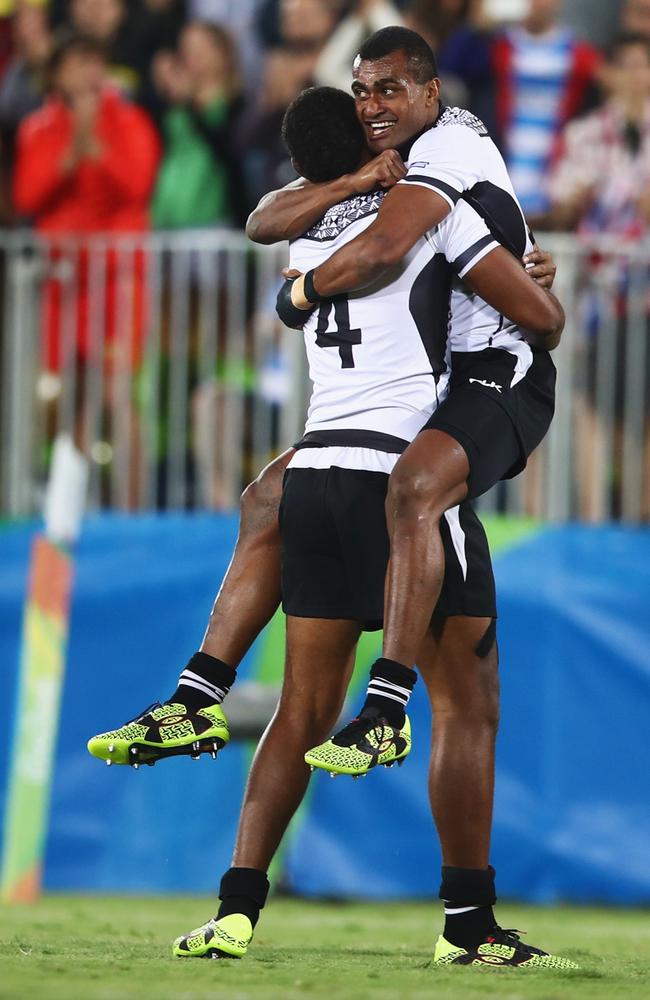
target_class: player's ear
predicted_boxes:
[425,77,440,107]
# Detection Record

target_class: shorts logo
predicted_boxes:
[469,378,502,393]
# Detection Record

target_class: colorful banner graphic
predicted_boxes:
[1,537,73,902]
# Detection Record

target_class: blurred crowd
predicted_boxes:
[0,0,648,239]
[1,0,649,520]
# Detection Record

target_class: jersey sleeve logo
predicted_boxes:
[436,106,488,136]
[302,190,385,243]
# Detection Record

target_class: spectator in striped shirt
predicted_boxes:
[547,33,650,522]
[491,0,601,226]
[548,33,650,237]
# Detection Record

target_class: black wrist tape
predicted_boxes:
[303,269,322,304]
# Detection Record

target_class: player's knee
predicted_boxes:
[387,464,451,520]
[239,478,258,517]
[476,665,501,732]
[276,688,343,740]
[239,466,282,529]
[477,665,500,732]
[432,653,500,732]
[254,459,285,505]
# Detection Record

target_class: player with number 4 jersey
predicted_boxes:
[289,187,499,455]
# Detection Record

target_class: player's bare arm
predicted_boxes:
[280,240,564,347]
[245,150,406,245]
[290,183,451,299]
[464,246,565,349]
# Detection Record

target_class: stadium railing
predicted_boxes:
[0,230,647,523]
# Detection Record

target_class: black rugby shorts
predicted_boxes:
[423,347,556,499]
[280,465,496,629]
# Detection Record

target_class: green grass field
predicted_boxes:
[1,895,649,1000]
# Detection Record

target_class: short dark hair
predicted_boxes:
[356,26,438,84]
[607,31,650,62]
[48,32,108,83]
[282,87,366,183]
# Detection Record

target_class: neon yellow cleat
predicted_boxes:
[304,713,411,777]
[172,913,253,960]
[433,928,580,969]
[87,701,229,767]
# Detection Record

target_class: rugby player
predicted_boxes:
[165,86,572,969]
[88,34,569,968]
[272,29,563,786]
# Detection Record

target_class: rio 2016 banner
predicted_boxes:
[0,537,73,902]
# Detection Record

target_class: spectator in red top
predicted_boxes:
[14,34,160,236]
[13,35,160,502]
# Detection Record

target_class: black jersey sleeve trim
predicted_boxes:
[401,175,461,205]
[294,429,409,454]
[453,235,498,276]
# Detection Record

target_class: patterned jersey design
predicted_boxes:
[300,190,385,243]
[436,106,489,136]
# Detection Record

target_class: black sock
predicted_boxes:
[359,658,417,729]
[170,652,236,711]
[216,867,270,929]
[440,865,498,948]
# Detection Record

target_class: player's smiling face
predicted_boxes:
[351,49,440,153]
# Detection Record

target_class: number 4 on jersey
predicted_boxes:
[315,298,361,369]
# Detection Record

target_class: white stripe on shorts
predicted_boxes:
[443,505,468,582]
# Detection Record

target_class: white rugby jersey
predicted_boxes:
[399,106,536,385]
[287,190,498,473]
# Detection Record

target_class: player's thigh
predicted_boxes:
[242,447,295,524]
[427,388,521,501]
[387,428,470,514]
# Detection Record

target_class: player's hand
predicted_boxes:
[348,149,406,194]
[276,274,315,329]
[523,246,557,290]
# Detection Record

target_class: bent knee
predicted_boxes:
[240,464,284,524]
[276,691,344,739]
[387,466,463,519]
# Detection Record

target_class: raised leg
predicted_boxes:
[383,430,469,667]
[200,449,293,667]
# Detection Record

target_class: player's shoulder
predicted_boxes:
[298,190,385,244]
[410,107,489,158]
[436,106,489,136]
